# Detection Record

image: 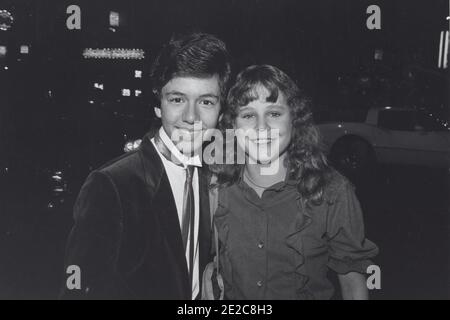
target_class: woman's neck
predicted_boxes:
[244,153,288,190]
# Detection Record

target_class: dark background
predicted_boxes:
[0,0,449,299]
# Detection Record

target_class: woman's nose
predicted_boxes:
[257,117,268,131]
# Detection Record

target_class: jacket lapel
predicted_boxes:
[139,133,213,296]
[139,133,191,297]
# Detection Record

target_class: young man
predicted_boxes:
[61,32,231,299]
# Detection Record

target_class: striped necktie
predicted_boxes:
[183,165,195,285]
[153,132,196,287]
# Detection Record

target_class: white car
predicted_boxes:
[317,107,450,175]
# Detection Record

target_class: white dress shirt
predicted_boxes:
[151,127,201,300]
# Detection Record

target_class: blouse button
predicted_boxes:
[257,280,263,287]
[257,241,264,249]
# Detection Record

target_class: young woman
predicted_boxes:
[211,65,378,300]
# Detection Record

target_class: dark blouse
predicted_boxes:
[214,170,378,300]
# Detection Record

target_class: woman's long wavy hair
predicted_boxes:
[210,64,331,205]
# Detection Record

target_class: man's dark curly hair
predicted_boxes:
[150,32,231,105]
[211,64,331,205]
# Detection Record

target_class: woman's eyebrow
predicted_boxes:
[199,94,219,100]
[267,104,287,110]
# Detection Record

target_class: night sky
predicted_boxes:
[0,0,448,169]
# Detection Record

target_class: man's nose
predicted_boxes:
[182,101,196,124]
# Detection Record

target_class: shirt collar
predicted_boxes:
[157,127,202,168]
[237,164,297,193]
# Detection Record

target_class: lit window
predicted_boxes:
[109,11,120,27]
[122,89,131,96]
[135,70,142,78]
[438,31,449,69]
[20,45,29,54]
[135,89,142,97]
[94,83,104,90]
[0,45,6,57]
[374,49,383,61]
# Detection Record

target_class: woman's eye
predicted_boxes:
[269,112,281,118]
[200,100,215,106]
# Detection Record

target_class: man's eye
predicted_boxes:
[241,113,255,119]
[169,97,184,104]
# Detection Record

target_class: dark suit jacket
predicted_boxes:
[60,133,212,299]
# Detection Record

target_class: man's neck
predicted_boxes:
[156,127,202,168]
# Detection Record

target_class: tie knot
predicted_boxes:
[154,131,183,166]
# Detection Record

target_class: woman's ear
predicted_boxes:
[218,113,223,122]
[154,107,162,119]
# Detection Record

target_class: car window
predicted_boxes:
[415,111,446,132]
[378,110,415,131]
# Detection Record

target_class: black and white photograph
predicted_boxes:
[0,0,449,302]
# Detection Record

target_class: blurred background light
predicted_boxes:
[0,10,14,31]
[109,11,120,27]
[83,48,145,60]
[0,45,7,57]
[20,45,30,54]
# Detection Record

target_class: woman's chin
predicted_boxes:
[247,154,278,166]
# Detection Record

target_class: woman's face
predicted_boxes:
[234,85,292,165]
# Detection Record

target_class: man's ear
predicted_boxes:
[154,107,162,119]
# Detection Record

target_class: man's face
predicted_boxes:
[156,76,221,156]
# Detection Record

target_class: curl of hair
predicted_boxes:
[210,65,331,206]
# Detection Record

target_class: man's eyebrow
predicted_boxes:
[238,106,253,112]
[164,91,186,96]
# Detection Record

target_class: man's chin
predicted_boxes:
[175,143,202,157]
